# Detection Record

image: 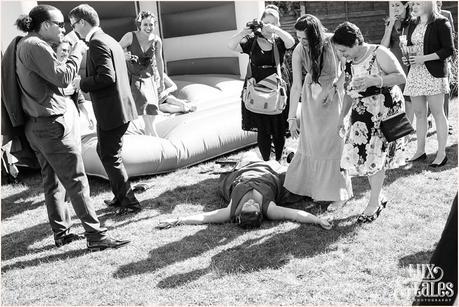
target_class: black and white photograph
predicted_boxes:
[1,0,457,305]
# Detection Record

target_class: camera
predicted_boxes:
[246,19,264,37]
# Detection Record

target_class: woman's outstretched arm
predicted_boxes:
[158,203,232,228]
[265,202,332,229]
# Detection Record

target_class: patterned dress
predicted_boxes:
[341,46,407,176]
[126,32,160,115]
[403,23,450,96]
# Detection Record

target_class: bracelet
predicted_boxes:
[287,117,296,122]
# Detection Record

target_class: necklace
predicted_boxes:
[352,46,369,63]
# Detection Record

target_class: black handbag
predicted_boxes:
[380,112,414,142]
[363,46,414,142]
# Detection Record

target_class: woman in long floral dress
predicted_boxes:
[332,22,407,223]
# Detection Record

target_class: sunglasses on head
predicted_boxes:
[49,20,65,28]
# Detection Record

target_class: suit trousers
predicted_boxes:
[24,104,107,242]
[96,122,139,207]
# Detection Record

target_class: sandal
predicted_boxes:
[319,219,333,230]
[357,199,388,224]
[156,218,183,229]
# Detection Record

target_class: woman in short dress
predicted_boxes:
[119,11,165,136]
[284,15,353,211]
[403,1,454,167]
[381,1,414,123]
[332,22,407,223]
[228,5,295,161]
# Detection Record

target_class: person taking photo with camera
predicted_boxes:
[228,5,295,162]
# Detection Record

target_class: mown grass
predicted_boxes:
[1,99,457,305]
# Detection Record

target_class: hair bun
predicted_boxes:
[15,14,33,32]
[265,4,280,12]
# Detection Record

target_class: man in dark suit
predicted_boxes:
[70,4,141,215]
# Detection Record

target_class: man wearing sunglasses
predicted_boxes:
[14,4,129,251]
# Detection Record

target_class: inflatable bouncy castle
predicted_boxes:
[1,1,265,179]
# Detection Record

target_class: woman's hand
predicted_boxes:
[124,51,132,61]
[262,23,279,35]
[337,118,345,138]
[241,27,253,37]
[408,55,426,65]
[288,118,300,139]
[385,16,397,29]
[352,75,379,92]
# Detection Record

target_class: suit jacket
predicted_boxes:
[1,36,38,168]
[407,16,454,78]
[1,36,25,130]
[80,29,137,131]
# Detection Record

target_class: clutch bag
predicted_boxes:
[380,112,414,142]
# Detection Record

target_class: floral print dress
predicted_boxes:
[341,46,407,176]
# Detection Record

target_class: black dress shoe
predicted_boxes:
[407,153,427,162]
[55,233,85,247]
[116,203,142,215]
[104,198,121,207]
[87,237,130,252]
[429,156,448,168]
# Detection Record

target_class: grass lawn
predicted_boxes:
[1,99,457,305]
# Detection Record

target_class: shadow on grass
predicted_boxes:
[143,178,225,214]
[114,215,359,288]
[1,248,89,273]
[398,250,435,268]
[156,215,359,289]
[1,222,53,262]
[351,143,458,201]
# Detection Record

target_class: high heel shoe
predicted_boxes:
[407,153,427,162]
[357,200,388,224]
[429,156,448,168]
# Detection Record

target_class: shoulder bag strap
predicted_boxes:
[246,37,257,79]
[272,37,282,79]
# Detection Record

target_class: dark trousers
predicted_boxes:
[24,109,106,242]
[257,124,286,161]
[96,123,138,207]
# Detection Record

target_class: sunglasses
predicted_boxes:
[49,20,65,28]
[70,19,81,29]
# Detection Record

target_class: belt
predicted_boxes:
[28,114,63,122]
[257,65,275,68]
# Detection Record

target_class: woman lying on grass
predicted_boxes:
[157,153,332,230]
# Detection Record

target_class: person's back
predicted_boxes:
[84,30,137,130]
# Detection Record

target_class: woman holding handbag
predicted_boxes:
[284,15,353,211]
[403,1,454,167]
[332,22,407,223]
[228,5,295,161]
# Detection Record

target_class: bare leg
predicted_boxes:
[362,169,385,215]
[405,98,414,124]
[427,94,448,164]
[159,103,184,114]
[410,96,428,160]
[143,115,158,137]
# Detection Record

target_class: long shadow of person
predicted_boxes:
[155,216,359,289]
[113,222,245,279]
